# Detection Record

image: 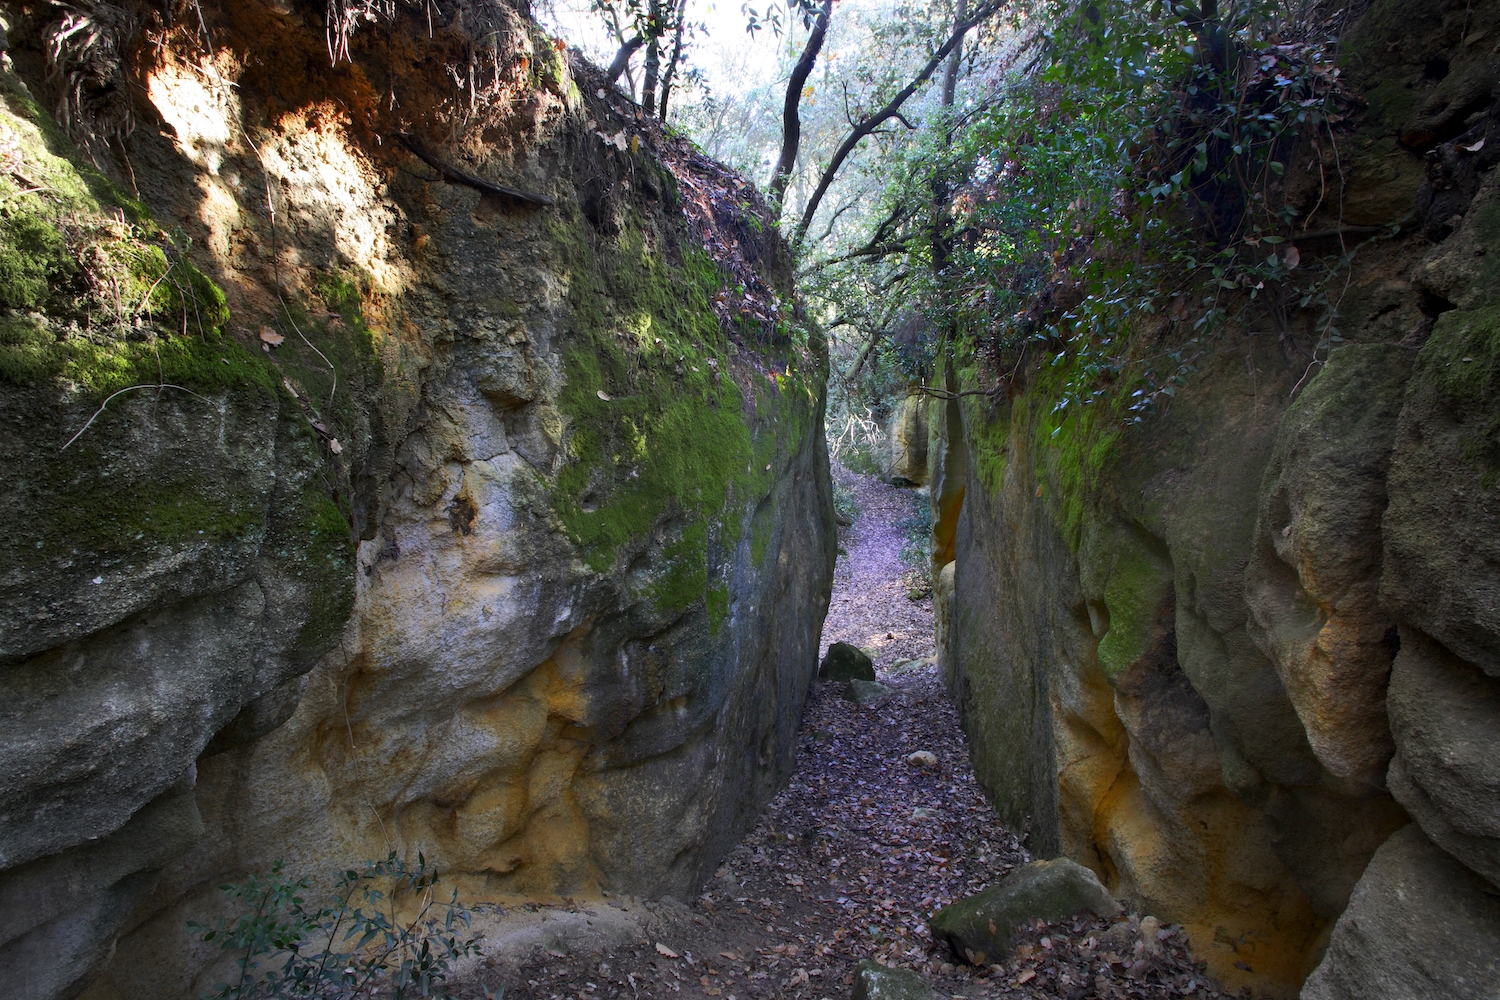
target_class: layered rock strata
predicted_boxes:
[0,4,834,998]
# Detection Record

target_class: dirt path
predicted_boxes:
[821,467,936,670]
[484,472,1229,1000]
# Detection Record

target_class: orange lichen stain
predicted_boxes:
[931,482,965,570]
[1078,753,1324,998]
[414,643,601,898]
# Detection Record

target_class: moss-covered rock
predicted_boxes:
[845,678,894,706]
[0,5,838,999]
[821,641,876,682]
[931,858,1120,966]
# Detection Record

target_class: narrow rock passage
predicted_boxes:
[491,472,1230,1000]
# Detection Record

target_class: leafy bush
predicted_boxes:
[832,477,860,525]
[801,0,1367,440]
[897,489,932,595]
[192,854,492,1000]
[930,0,1361,419]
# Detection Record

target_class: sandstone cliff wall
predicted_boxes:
[0,4,834,998]
[932,0,1500,996]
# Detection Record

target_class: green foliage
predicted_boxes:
[897,487,932,593]
[192,854,489,1000]
[927,0,1361,417]
[799,0,1370,455]
[832,477,859,524]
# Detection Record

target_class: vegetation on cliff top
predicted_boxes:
[0,56,360,603]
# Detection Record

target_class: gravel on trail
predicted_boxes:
[481,472,1234,1000]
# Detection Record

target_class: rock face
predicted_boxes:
[931,858,1120,965]
[1300,826,1500,1000]
[887,393,929,485]
[930,0,1500,996]
[0,5,833,999]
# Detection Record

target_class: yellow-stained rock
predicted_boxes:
[888,393,930,485]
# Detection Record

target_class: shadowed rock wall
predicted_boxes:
[0,3,834,998]
[931,0,1500,996]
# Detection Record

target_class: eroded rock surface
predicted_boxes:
[0,4,833,999]
[931,858,1120,966]
[930,1,1500,996]
[1301,826,1500,1000]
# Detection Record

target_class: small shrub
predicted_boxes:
[192,853,491,1000]
[897,490,932,596]
[832,477,859,526]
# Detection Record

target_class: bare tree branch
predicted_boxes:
[793,0,1006,245]
[606,34,644,83]
[812,198,859,244]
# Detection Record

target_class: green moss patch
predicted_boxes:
[0,311,273,395]
[0,68,361,659]
[1418,305,1500,486]
[0,209,77,309]
[549,209,812,618]
[1089,534,1174,682]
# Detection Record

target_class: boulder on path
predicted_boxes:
[852,960,934,1000]
[1301,824,1500,1000]
[821,641,876,682]
[931,857,1121,966]
[846,678,894,707]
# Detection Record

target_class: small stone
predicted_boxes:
[820,642,875,682]
[851,959,934,1000]
[1139,915,1162,956]
[906,750,938,767]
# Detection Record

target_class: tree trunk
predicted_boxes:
[606,35,644,84]
[932,0,967,276]
[940,0,967,108]
[607,6,640,99]
[641,0,663,117]
[658,0,691,120]
[769,0,835,213]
